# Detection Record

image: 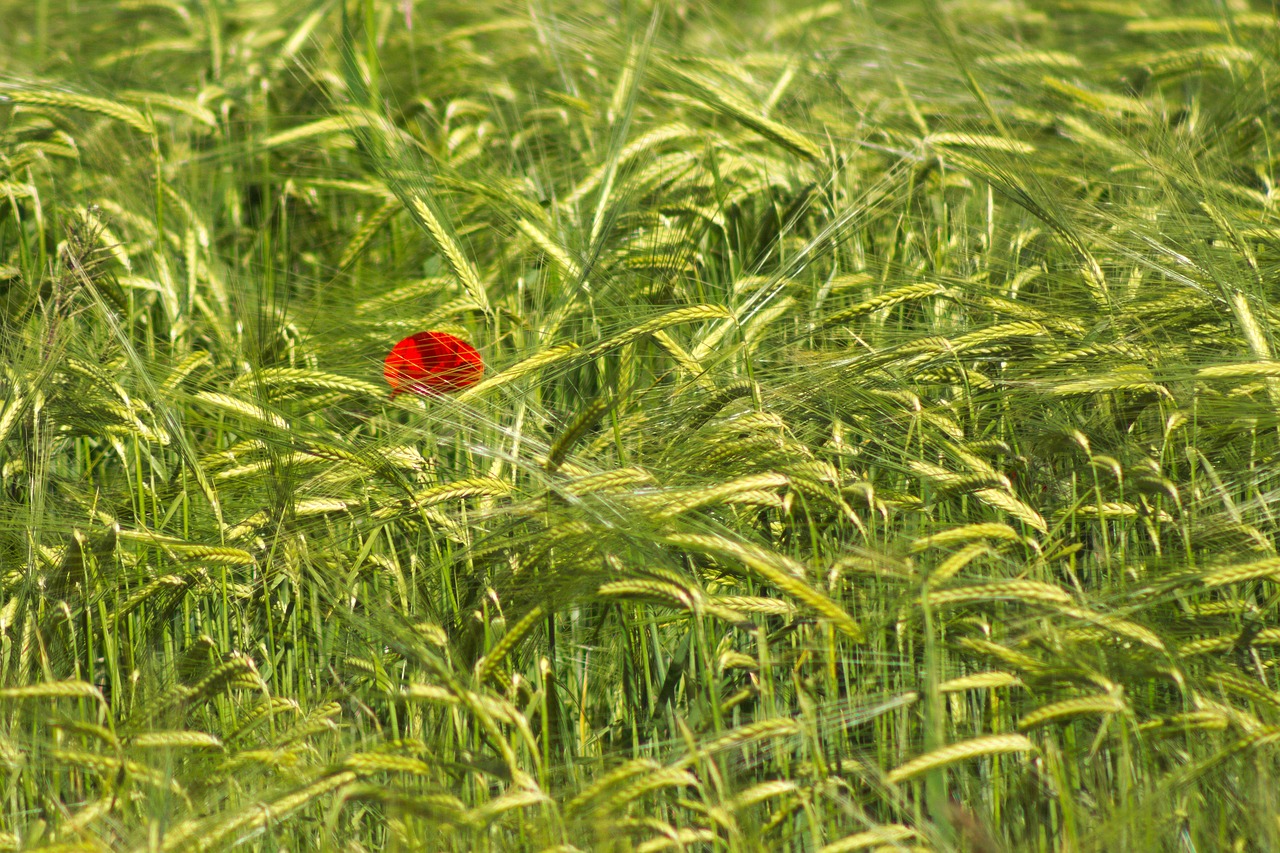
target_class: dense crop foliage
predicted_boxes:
[4,0,1280,849]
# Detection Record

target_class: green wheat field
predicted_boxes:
[4,0,1280,850]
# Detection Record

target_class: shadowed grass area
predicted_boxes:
[3,0,1280,850]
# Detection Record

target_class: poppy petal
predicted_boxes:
[384,331,484,397]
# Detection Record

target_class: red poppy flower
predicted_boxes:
[384,331,484,398]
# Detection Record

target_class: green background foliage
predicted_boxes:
[3,0,1280,849]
